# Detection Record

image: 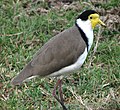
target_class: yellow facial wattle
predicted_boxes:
[89,13,106,29]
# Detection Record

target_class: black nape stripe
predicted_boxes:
[75,23,89,52]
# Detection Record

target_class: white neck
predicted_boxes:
[76,18,94,51]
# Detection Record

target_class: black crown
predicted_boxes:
[77,10,97,21]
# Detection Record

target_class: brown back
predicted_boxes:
[31,25,86,76]
[11,25,86,85]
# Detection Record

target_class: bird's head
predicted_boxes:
[77,10,106,29]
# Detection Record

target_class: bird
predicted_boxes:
[11,10,106,110]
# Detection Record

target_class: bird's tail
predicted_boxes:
[11,62,34,86]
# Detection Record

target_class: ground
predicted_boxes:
[0,0,120,110]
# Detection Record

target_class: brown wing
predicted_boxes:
[11,25,86,85]
[31,25,86,76]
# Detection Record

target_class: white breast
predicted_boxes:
[48,48,88,77]
[76,18,94,51]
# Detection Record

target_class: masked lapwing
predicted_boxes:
[11,10,106,110]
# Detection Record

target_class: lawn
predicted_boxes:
[0,0,120,110]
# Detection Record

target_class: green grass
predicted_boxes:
[0,0,120,110]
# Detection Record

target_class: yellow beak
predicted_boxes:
[98,19,106,27]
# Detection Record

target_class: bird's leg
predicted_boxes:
[58,79,68,110]
[59,79,64,103]
[52,79,67,110]
[52,79,60,99]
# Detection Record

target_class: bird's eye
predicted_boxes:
[90,17,92,19]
